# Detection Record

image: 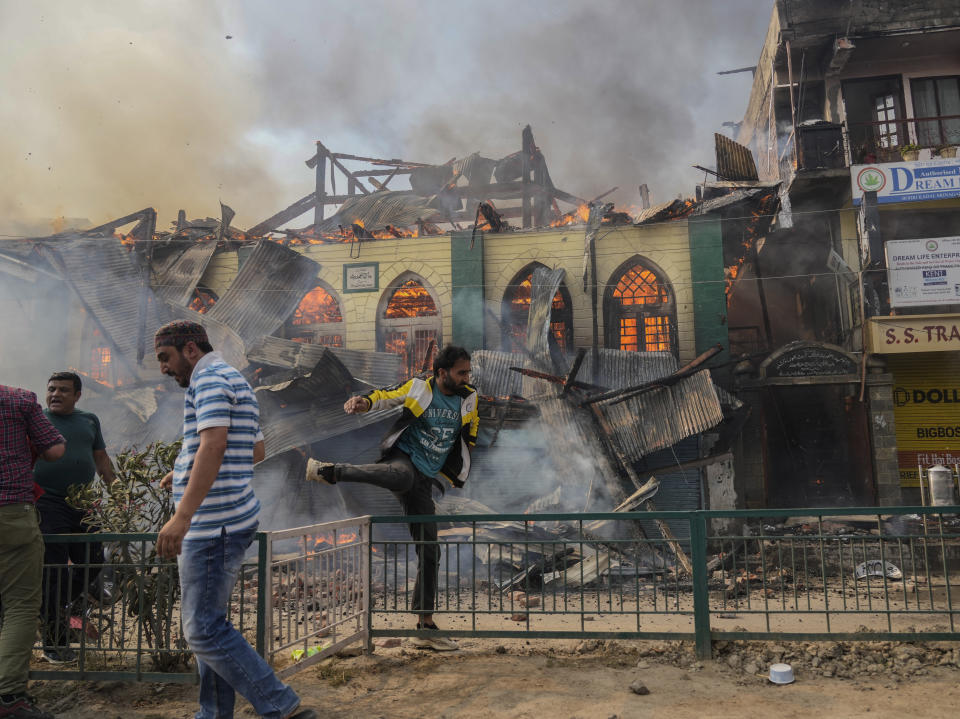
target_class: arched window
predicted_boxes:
[501,263,573,353]
[377,274,442,380]
[604,257,676,354]
[281,282,345,346]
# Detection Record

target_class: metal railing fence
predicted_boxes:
[26,507,960,681]
[368,506,960,658]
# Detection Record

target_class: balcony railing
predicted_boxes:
[847,114,960,164]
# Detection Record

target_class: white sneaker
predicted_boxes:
[410,626,459,651]
[305,458,336,485]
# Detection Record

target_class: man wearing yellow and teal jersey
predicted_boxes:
[305,345,478,651]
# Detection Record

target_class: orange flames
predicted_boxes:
[188,288,217,314]
[724,194,776,299]
[291,286,342,325]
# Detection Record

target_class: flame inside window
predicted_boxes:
[384,279,438,319]
[292,285,343,325]
[612,266,668,306]
[90,347,111,383]
[610,263,673,352]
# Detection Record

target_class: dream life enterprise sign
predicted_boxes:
[851,158,960,205]
[885,237,960,308]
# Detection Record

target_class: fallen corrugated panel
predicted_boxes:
[599,369,724,461]
[318,190,434,233]
[526,266,567,372]
[152,240,218,306]
[694,186,775,215]
[40,234,171,375]
[255,349,400,460]
[245,335,401,388]
[206,240,319,344]
[470,350,526,398]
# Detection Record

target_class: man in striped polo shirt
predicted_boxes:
[154,321,314,719]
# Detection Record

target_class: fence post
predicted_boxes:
[255,531,269,658]
[690,512,712,660]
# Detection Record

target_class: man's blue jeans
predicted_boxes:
[178,526,299,719]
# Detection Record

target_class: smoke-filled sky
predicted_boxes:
[0,0,773,234]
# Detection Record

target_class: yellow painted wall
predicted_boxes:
[298,236,454,353]
[290,222,696,361]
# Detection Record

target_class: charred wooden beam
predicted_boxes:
[560,348,587,398]
[507,365,605,392]
[248,193,318,236]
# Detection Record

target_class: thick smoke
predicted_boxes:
[0,0,771,232]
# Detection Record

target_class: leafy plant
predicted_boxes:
[68,440,190,671]
[899,143,921,155]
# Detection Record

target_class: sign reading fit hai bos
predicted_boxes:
[885,236,960,308]
[851,158,960,205]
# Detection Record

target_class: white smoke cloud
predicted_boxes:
[0,0,771,233]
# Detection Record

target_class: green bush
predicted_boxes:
[68,440,190,671]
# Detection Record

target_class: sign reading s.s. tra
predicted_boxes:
[868,314,960,353]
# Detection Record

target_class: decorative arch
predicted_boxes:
[280,280,345,346]
[377,272,442,380]
[501,262,573,353]
[603,256,677,354]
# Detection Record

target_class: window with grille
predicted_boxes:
[604,258,676,354]
[378,273,442,380]
[280,283,345,347]
[873,93,899,148]
[501,264,573,353]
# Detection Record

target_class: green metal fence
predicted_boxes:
[26,506,960,682]
[368,506,960,658]
[29,532,263,683]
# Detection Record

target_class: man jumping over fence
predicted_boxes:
[305,344,478,651]
[154,321,315,719]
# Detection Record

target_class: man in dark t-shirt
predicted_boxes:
[33,371,115,663]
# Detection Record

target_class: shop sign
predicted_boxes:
[888,355,960,487]
[851,158,960,205]
[885,236,960,307]
[868,313,960,354]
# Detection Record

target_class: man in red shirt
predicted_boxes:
[0,385,65,719]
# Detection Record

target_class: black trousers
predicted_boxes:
[335,449,439,614]
[36,493,104,647]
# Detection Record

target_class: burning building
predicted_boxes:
[724,0,960,508]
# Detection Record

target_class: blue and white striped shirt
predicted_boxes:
[173,352,262,540]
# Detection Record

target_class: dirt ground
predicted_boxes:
[30,636,960,719]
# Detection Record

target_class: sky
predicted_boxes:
[0,0,774,235]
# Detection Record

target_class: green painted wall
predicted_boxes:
[687,216,728,359]
[450,230,485,350]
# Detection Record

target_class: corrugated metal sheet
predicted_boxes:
[318,191,434,233]
[634,437,702,544]
[41,234,171,376]
[526,266,566,371]
[600,369,723,461]
[715,132,759,181]
[255,350,400,460]
[246,335,401,388]
[206,240,319,344]
[152,241,218,306]
[470,350,525,397]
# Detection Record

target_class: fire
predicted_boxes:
[291,286,342,325]
[312,531,360,548]
[550,203,591,227]
[384,279,438,319]
[188,288,217,314]
[724,193,777,299]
